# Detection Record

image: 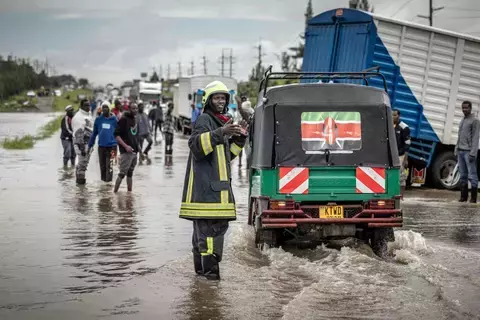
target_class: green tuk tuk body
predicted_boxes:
[247,70,403,257]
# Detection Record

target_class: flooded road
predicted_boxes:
[0,116,479,320]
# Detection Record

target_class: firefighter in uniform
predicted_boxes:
[179,81,248,280]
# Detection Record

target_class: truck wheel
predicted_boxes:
[370,228,392,258]
[431,151,460,190]
[256,229,282,249]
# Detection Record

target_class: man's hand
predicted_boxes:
[469,155,475,163]
[222,124,243,136]
[125,145,134,153]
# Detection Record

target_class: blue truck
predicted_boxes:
[302,8,480,189]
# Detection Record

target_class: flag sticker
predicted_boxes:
[301,112,362,153]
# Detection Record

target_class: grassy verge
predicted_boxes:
[2,135,35,149]
[54,89,92,111]
[1,114,64,150]
[0,92,39,112]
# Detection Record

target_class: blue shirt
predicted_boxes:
[88,114,118,148]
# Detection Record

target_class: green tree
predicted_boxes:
[78,78,89,87]
[150,72,160,82]
[288,0,313,71]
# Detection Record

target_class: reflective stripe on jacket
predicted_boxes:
[179,112,246,220]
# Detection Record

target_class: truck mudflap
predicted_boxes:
[259,203,402,229]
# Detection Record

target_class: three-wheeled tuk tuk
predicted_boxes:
[248,68,403,257]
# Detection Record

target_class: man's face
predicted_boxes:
[138,104,144,113]
[211,93,227,113]
[81,102,90,112]
[393,111,399,124]
[102,105,110,117]
[130,104,138,116]
[462,103,472,117]
[67,109,74,117]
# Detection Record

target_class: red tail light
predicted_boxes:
[368,199,395,209]
[270,200,295,210]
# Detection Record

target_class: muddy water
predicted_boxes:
[0,117,479,320]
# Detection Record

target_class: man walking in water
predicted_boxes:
[137,102,153,164]
[179,81,248,280]
[114,103,139,193]
[88,101,118,182]
[60,105,76,167]
[72,99,94,184]
[163,102,175,156]
[455,101,480,203]
[148,100,164,144]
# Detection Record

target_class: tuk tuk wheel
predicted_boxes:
[370,228,393,258]
[255,229,282,249]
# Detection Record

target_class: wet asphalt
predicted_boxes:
[0,113,479,320]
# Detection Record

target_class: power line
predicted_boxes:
[177,62,182,78]
[392,0,418,17]
[190,59,195,76]
[417,0,444,26]
[167,64,171,80]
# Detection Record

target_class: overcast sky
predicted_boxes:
[1,0,479,86]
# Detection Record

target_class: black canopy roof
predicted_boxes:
[250,83,400,168]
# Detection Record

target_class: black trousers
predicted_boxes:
[164,132,174,155]
[192,219,229,276]
[98,146,116,182]
[138,134,153,155]
[154,121,163,141]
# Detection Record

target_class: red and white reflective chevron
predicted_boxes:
[356,167,386,194]
[279,167,309,194]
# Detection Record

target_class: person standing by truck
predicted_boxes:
[60,105,76,167]
[179,81,247,280]
[163,102,175,156]
[88,101,118,182]
[455,101,480,203]
[148,101,164,144]
[393,109,411,196]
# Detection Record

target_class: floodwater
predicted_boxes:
[0,115,479,320]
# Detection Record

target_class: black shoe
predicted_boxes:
[193,252,203,275]
[470,188,477,203]
[76,178,86,185]
[459,184,468,202]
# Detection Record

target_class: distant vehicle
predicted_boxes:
[172,75,238,135]
[130,81,162,105]
[26,91,36,98]
[54,90,62,97]
[302,8,480,190]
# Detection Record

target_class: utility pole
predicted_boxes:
[417,0,444,26]
[167,64,171,80]
[177,62,182,78]
[228,49,235,78]
[201,55,208,75]
[219,49,227,76]
[254,40,266,80]
[190,59,195,76]
[159,65,163,79]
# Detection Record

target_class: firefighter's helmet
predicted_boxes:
[202,81,230,111]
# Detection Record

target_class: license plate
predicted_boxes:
[319,206,344,219]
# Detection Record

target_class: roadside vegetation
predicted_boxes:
[2,88,93,149]
[54,88,92,111]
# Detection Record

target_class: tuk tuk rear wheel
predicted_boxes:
[370,228,393,258]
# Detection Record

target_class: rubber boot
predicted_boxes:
[459,183,468,202]
[202,255,220,280]
[76,177,86,185]
[71,158,75,167]
[63,159,69,167]
[470,187,477,203]
[127,177,133,192]
[114,176,123,193]
[193,251,203,275]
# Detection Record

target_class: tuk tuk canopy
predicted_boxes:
[250,84,400,168]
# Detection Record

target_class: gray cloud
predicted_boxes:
[1,0,479,85]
